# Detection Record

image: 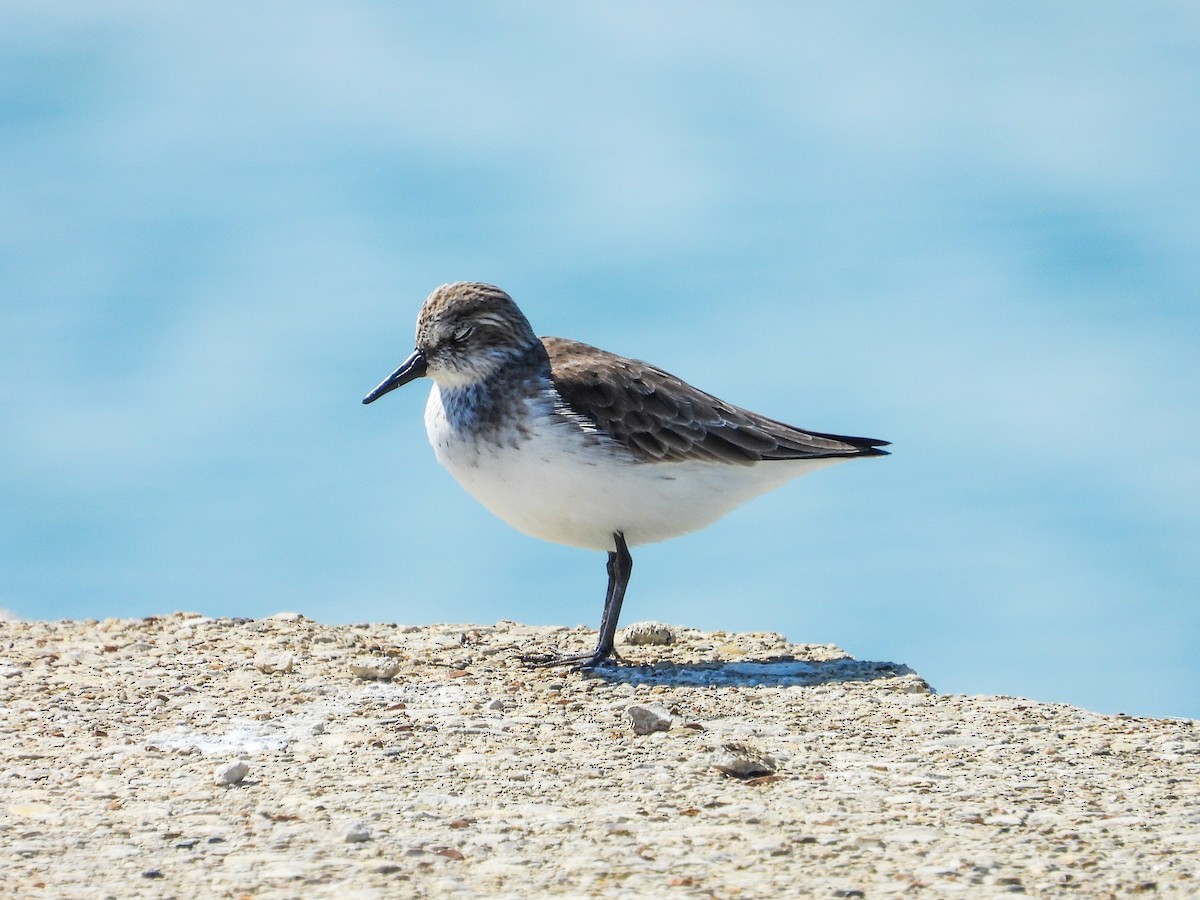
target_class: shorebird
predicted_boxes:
[364,282,888,667]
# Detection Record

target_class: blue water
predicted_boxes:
[3,2,1198,718]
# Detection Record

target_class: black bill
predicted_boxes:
[362,349,428,404]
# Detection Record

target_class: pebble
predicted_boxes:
[347,657,401,680]
[254,652,295,674]
[213,760,249,786]
[344,821,373,843]
[625,703,672,735]
[621,621,678,646]
[710,741,778,778]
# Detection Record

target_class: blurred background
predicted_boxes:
[2,2,1197,718]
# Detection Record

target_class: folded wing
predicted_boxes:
[543,337,890,465]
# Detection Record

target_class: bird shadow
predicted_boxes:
[582,654,928,690]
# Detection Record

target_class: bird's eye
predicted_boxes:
[451,325,475,343]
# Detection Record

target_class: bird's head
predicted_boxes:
[362,282,540,403]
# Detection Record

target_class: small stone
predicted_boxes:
[348,657,401,680]
[254,652,294,674]
[484,698,506,711]
[625,704,672,735]
[214,760,249,786]
[621,621,677,646]
[344,821,373,843]
[711,741,777,778]
[895,673,933,694]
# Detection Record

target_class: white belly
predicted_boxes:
[424,385,842,551]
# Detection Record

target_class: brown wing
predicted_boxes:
[542,337,889,465]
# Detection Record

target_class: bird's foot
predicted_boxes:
[520,646,620,670]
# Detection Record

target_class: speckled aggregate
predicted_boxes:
[1,614,1197,898]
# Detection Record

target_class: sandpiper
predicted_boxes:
[363,282,889,668]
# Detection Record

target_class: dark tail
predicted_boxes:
[803,430,890,458]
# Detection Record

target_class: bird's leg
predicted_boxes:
[523,532,633,670]
[590,531,632,663]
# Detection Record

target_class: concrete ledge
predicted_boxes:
[1,614,1197,897]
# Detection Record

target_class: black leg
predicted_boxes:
[523,531,633,670]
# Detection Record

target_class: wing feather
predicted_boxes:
[542,337,889,464]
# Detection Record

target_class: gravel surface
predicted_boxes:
[1,613,1198,898]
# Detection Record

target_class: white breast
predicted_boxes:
[424,384,842,552]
